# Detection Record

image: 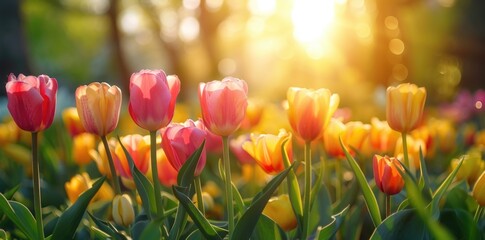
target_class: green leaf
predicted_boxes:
[4,185,20,200]
[252,214,287,240]
[0,229,7,240]
[50,176,105,240]
[417,147,432,198]
[177,141,205,187]
[88,212,127,240]
[0,193,38,239]
[370,209,429,239]
[139,219,162,240]
[173,185,226,240]
[232,164,293,240]
[429,157,463,219]
[309,183,332,233]
[117,136,156,217]
[316,206,349,240]
[231,181,246,215]
[339,137,381,227]
[281,138,303,228]
[439,209,480,239]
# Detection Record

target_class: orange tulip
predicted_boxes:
[75,82,122,136]
[72,133,96,165]
[323,119,370,158]
[394,135,426,169]
[373,155,404,195]
[240,98,265,130]
[156,149,178,187]
[369,117,400,154]
[113,134,150,178]
[386,83,426,133]
[62,107,86,137]
[242,129,292,175]
[199,77,248,136]
[287,87,339,142]
[323,118,346,158]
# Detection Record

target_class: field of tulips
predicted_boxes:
[1,71,485,240]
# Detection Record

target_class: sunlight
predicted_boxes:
[291,0,336,44]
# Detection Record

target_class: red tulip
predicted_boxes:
[373,155,405,195]
[161,119,207,176]
[199,77,248,136]
[129,70,181,131]
[6,74,57,132]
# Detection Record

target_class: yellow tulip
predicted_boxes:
[112,194,135,226]
[395,135,426,169]
[65,173,91,203]
[369,118,400,155]
[262,194,297,231]
[72,133,96,165]
[386,83,426,133]
[472,171,485,206]
[75,82,122,136]
[62,107,86,137]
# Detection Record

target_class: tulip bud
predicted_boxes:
[262,194,297,231]
[473,171,485,206]
[112,194,135,227]
[62,107,86,137]
[373,155,405,195]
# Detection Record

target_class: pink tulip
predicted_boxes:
[161,119,207,176]
[129,70,181,131]
[199,77,248,136]
[193,119,223,154]
[6,74,57,132]
[230,134,256,165]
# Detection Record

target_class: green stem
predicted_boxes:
[401,132,414,175]
[223,137,234,238]
[32,132,44,240]
[386,194,391,218]
[474,205,483,223]
[101,135,121,194]
[302,141,312,240]
[195,176,205,215]
[335,159,342,202]
[150,130,164,217]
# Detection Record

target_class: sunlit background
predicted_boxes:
[1,0,485,120]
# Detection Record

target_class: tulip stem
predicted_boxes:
[385,195,391,218]
[32,132,44,240]
[150,131,164,218]
[101,136,121,195]
[474,205,483,223]
[335,159,342,202]
[401,133,414,175]
[302,141,312,240]
[222,137,234,238]
[195,176,204,215]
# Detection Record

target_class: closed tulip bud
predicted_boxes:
[386,83,426,133]
[62,107,86,137]
[72,133,96,165]
[472,171,485,206]
[75,82,122,136]
[129,70,180,131]
[6,74,57,132]
[242,129,292,175]
[161,119,207,176]
[112,194,135,226]
[373,155,404,195]
[199,77,248,136]
[113,134,150,178]
[262,194,297,231]
[287,87,339,142]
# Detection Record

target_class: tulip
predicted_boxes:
[129,70,180,131]
[65,173,92,203]
[6,74,57,132]
[373,155,404,196]
[112,194,135,227]
[194,119,223,154]
[113,134,150,178]
[323,118,346,158]
[369,118,400,154]
[72,133,96,165]
[263,194,297,231]
[242,129,293,175]
[156,149,178,187]
[386,83,426,133]
[89,139,116,179]
[286,87,339,142]
[240,98,265,130]
[473,171,485,206]
[161,119,207,176]
[199,77,248,136]
[394,135,426,170]
[62,107,86,137]
[75,82,122,137]
[230,134,256,165]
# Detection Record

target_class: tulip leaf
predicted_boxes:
[139,219,163,240]
[50,176,105,240]
[4,185,20,200]
[339,137,381,227]
[232,181,246,215]
[88,212,128,240]
[418,147,432,198]
[117,136,157,218]
[395,165,454,240]
[252,214,287,240]
[370,209,429,239]
[0,193,38,240]
[429,157,463,219]
[232,164,293,240]
[177,141,205,187]
[316,205,349,240]
[172,185,226,240]
[281,138,303,229]
[309,181,333,234]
